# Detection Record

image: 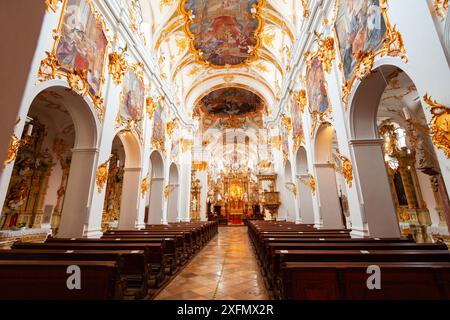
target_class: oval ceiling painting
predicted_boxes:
[199,87,263,117]
[181,0,264,67]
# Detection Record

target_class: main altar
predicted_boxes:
[209,169,259,225]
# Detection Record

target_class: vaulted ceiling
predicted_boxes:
[145,0,298,131]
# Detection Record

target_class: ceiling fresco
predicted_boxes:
[198,87,263,117]
[181,0,264,67]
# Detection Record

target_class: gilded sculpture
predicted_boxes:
[336,151,353,188]
[96,156,112,193]
[308,173,316,195]
[108,45,128,86]
[435,0,449,20]
[423,94,450,158]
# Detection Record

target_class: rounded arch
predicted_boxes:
[295,146,308,175]
[284,160,293,182]
[169,162,179,184]
[348,60,416,140]
[147,150,165,224]
[22,81,99,149]
[149,150,164,178]
[116,130,142,168]
[295,146,315,224]
[13,83,101,237]
[314,123,335,164]
[167,162,180,223]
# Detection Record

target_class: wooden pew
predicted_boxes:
[280,261,450,300]
[0,260,124,300]
[12,241,166,288]
[0,248,147,299]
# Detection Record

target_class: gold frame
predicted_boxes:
[178,0,266,69]
[304,51,333,138]
[38,0,110,122]
[290,93,306,152]
[332,0,407,107]
[193,83,267,130]
[115,62,146,143]
[151,98,166,157]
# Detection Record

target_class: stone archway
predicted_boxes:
[313,124,344,229]
[0,85,99,238]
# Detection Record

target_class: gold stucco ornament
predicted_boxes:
[96,157,112,193]
[108,45,128,85]
[424,94,450,158]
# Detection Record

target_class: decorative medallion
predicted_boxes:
[179,0,265,68]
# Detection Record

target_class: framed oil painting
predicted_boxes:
[118,67,145,134]
[180,0,264,67]
[281,122,289,161]
[290,97,304,150]
[55,0,108,97]
[334,0,387,82]
[199,87,263,117]
[306,57,331,115]
[152,100,166,153]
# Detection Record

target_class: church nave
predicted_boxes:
[155,226,268,300]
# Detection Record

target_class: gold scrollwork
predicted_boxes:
[285,182,297,197]
[301,0,310,18]
[96,156,112,193]
[164,184,175,200]
[141,176,148,198]
[180,139,193,153]
[281,115,293,133]
[4,135,31,165]
[435,0,449,20]
[166,119,178,136]
[336,151,353,188]
[146,97,157,119]
[108,45,128,85]
[45,0,63,12]
[317,36,335,74]
[294,89,308,114]
[423,94,450,158]
[308,173,316,195]
[192,161,208,171]
[333,0,408,107]
[270,135,282,150]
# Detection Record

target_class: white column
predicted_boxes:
[167,183,180,222]
[148,177,164,224]
[179,160,192,222]
[58,148,98,238]
[314,163,344,229]
[349,139,401,238]
[118,167,141,229]
[198,169,208,221]
[297,174,314,224]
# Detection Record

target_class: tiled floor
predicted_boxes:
[154,226,269,300]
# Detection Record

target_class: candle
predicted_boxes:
[26,124,33,136]
[403,107,411,120]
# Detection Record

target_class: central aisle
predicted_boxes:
[154,226,269,300]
